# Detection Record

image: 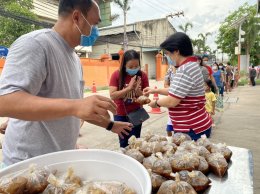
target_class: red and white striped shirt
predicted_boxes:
[168,56,212,134]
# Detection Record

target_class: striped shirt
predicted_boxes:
[168,56,212,134]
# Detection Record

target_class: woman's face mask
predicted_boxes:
[212,66,218,70]
[166,54,177,67]
[126,68,140,76]
[125,59,140,76]
[75,13,99,46]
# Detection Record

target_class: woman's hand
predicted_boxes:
[127,76,137,91]
[143,87,155,96]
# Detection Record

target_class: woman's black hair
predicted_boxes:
[160,32,193,56]
[197,56,203,66]
[58,0,93,16]
[119,50,141,90]
[205,79,216,93]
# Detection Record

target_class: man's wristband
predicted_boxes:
[106,121,114,131]
[155,100,161,107]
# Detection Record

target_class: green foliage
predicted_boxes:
[0,0,40,47]
[216,3,260,64]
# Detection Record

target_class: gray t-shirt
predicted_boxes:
[0,29,84,165]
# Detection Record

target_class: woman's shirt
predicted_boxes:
[213,70,222,87]
[109,70,149,116]
[168,57,212,134]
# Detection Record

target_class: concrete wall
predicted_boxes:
[136,19,175,47]
[143,51,157,79]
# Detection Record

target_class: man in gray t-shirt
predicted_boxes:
[0,0,132,165]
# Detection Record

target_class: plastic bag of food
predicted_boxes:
[207,153,228,177]
[196,135,213,152]
[125,149,144,163]
[210,143,232,161]
[0,176,28,194]
[135,96,151,105]
[147,169,167,192]
[42,174,79,194]
[179,170,211,192]
[139,141,163,157]
[77,181,136,194]
[160,141,177,156]
[24,165,53,194]
[170,153,200,172]
[171,133,192,146]
[197,156,209,175]
[148,135,167,142]
[0,165,52,194]
[157,174,197,194]
[127,136,144,149]
[143,153,172,177]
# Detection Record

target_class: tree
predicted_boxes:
[113,0,132,50]
[216,3,260,66]
[0,0,40,47]
[178,22,193,34]
[197,32,212,53]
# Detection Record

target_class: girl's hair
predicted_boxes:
[160,32,193,56]
[205,79,216,93]
[119,50,141,90]
[197,56,203,66]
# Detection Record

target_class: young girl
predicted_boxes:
[205,80,216,127]
[109,50,149,148]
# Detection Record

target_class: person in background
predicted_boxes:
[109,50,149,147]
[198,56,210,81]
[234,67,240,88]
[225,62,233,92]
[144,32,212,141]
[164,56,176,136]
[212,63,224,111]
[202,55,218,94]
[218,63,225,96]
[249,66,257,86]
[205,80,216,127]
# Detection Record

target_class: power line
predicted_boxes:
[0,7,53,28]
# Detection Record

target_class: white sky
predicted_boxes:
[111,0,257,54]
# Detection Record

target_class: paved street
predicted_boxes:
[0,81,259,193]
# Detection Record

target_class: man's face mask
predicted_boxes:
[76,13,99,46]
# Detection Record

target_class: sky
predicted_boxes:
[110,0,257,57]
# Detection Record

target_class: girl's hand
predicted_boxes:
[127,76,137,91]
[135,77,142,91]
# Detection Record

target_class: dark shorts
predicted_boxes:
[114,115,142,148]
[186,127,212,141]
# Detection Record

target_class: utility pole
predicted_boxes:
[166,11,184,37]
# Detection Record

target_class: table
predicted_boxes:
[205,146,254,194]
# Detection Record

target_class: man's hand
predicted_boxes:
[74,95,116,123]
[111,121,133,139]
